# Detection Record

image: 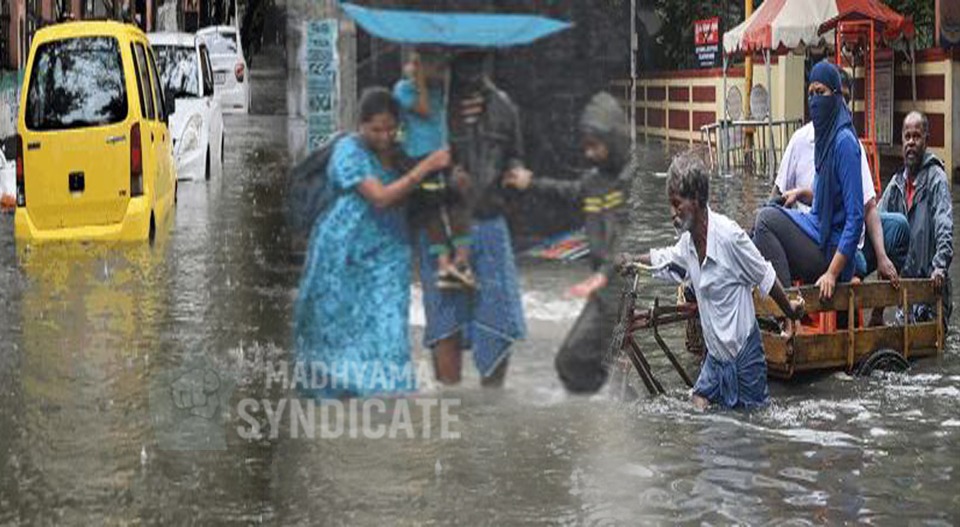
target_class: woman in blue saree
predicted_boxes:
[294,88,450,398]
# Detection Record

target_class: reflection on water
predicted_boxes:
[0,114,958,524]
[10,242,164,523]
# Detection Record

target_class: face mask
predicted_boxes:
[808,94,837,134]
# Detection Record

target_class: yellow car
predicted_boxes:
[15,21,177,242]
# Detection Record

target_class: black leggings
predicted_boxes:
[753,207,827,286]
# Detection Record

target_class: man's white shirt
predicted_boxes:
[650,209,776,362]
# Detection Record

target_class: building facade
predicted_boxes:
[2,0,159,71]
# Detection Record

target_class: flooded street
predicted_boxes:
[1,67,959,525]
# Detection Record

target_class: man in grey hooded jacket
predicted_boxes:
[504,92,634,393]
[879,111,953,322]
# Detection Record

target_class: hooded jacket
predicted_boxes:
[448,78,525,219]
[880,152,953,277]
[530,93,634,278]
[879,151,953,318]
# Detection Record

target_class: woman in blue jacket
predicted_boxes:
[754,61,864,301]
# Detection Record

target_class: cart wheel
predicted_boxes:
[853,348,910,377]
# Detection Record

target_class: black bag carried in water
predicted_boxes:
[285,131,348,239]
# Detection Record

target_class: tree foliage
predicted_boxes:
[646,0,937,72]
[648,0,750,70]
[884,0,936,49]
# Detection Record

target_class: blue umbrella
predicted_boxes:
[340,3,573,47]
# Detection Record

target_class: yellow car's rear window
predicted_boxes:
[25,36,128,131]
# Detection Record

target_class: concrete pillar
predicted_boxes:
[776,52,804,123]
[7,1,21,69]
[16,1,25,69]
[286,0,356,160]
[338,18,356,132]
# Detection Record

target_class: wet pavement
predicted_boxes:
[0,63,959,525]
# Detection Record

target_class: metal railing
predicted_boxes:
[700,118,803,178]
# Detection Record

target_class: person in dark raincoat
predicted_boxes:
[504,92,634,394]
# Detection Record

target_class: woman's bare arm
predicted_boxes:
[357,150,450,209]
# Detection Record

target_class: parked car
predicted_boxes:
[150,32,225,181]
[16,21,177,242]
[197,25,250,114]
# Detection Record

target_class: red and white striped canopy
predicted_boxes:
[722,0,914,54]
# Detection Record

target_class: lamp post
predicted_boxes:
[630,0,636,146]
[743,0,752,119]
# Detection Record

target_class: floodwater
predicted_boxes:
[0,63,958,526]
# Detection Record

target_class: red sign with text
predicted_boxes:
[695,17,720,46]
[694,17,720,67]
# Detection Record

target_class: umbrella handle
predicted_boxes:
[442,66,451,147]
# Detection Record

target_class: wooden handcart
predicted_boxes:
[753,279,945,379]
[609,267,946,396]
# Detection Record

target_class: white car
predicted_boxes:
[150,32,225,181]
[198,25,250,114]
